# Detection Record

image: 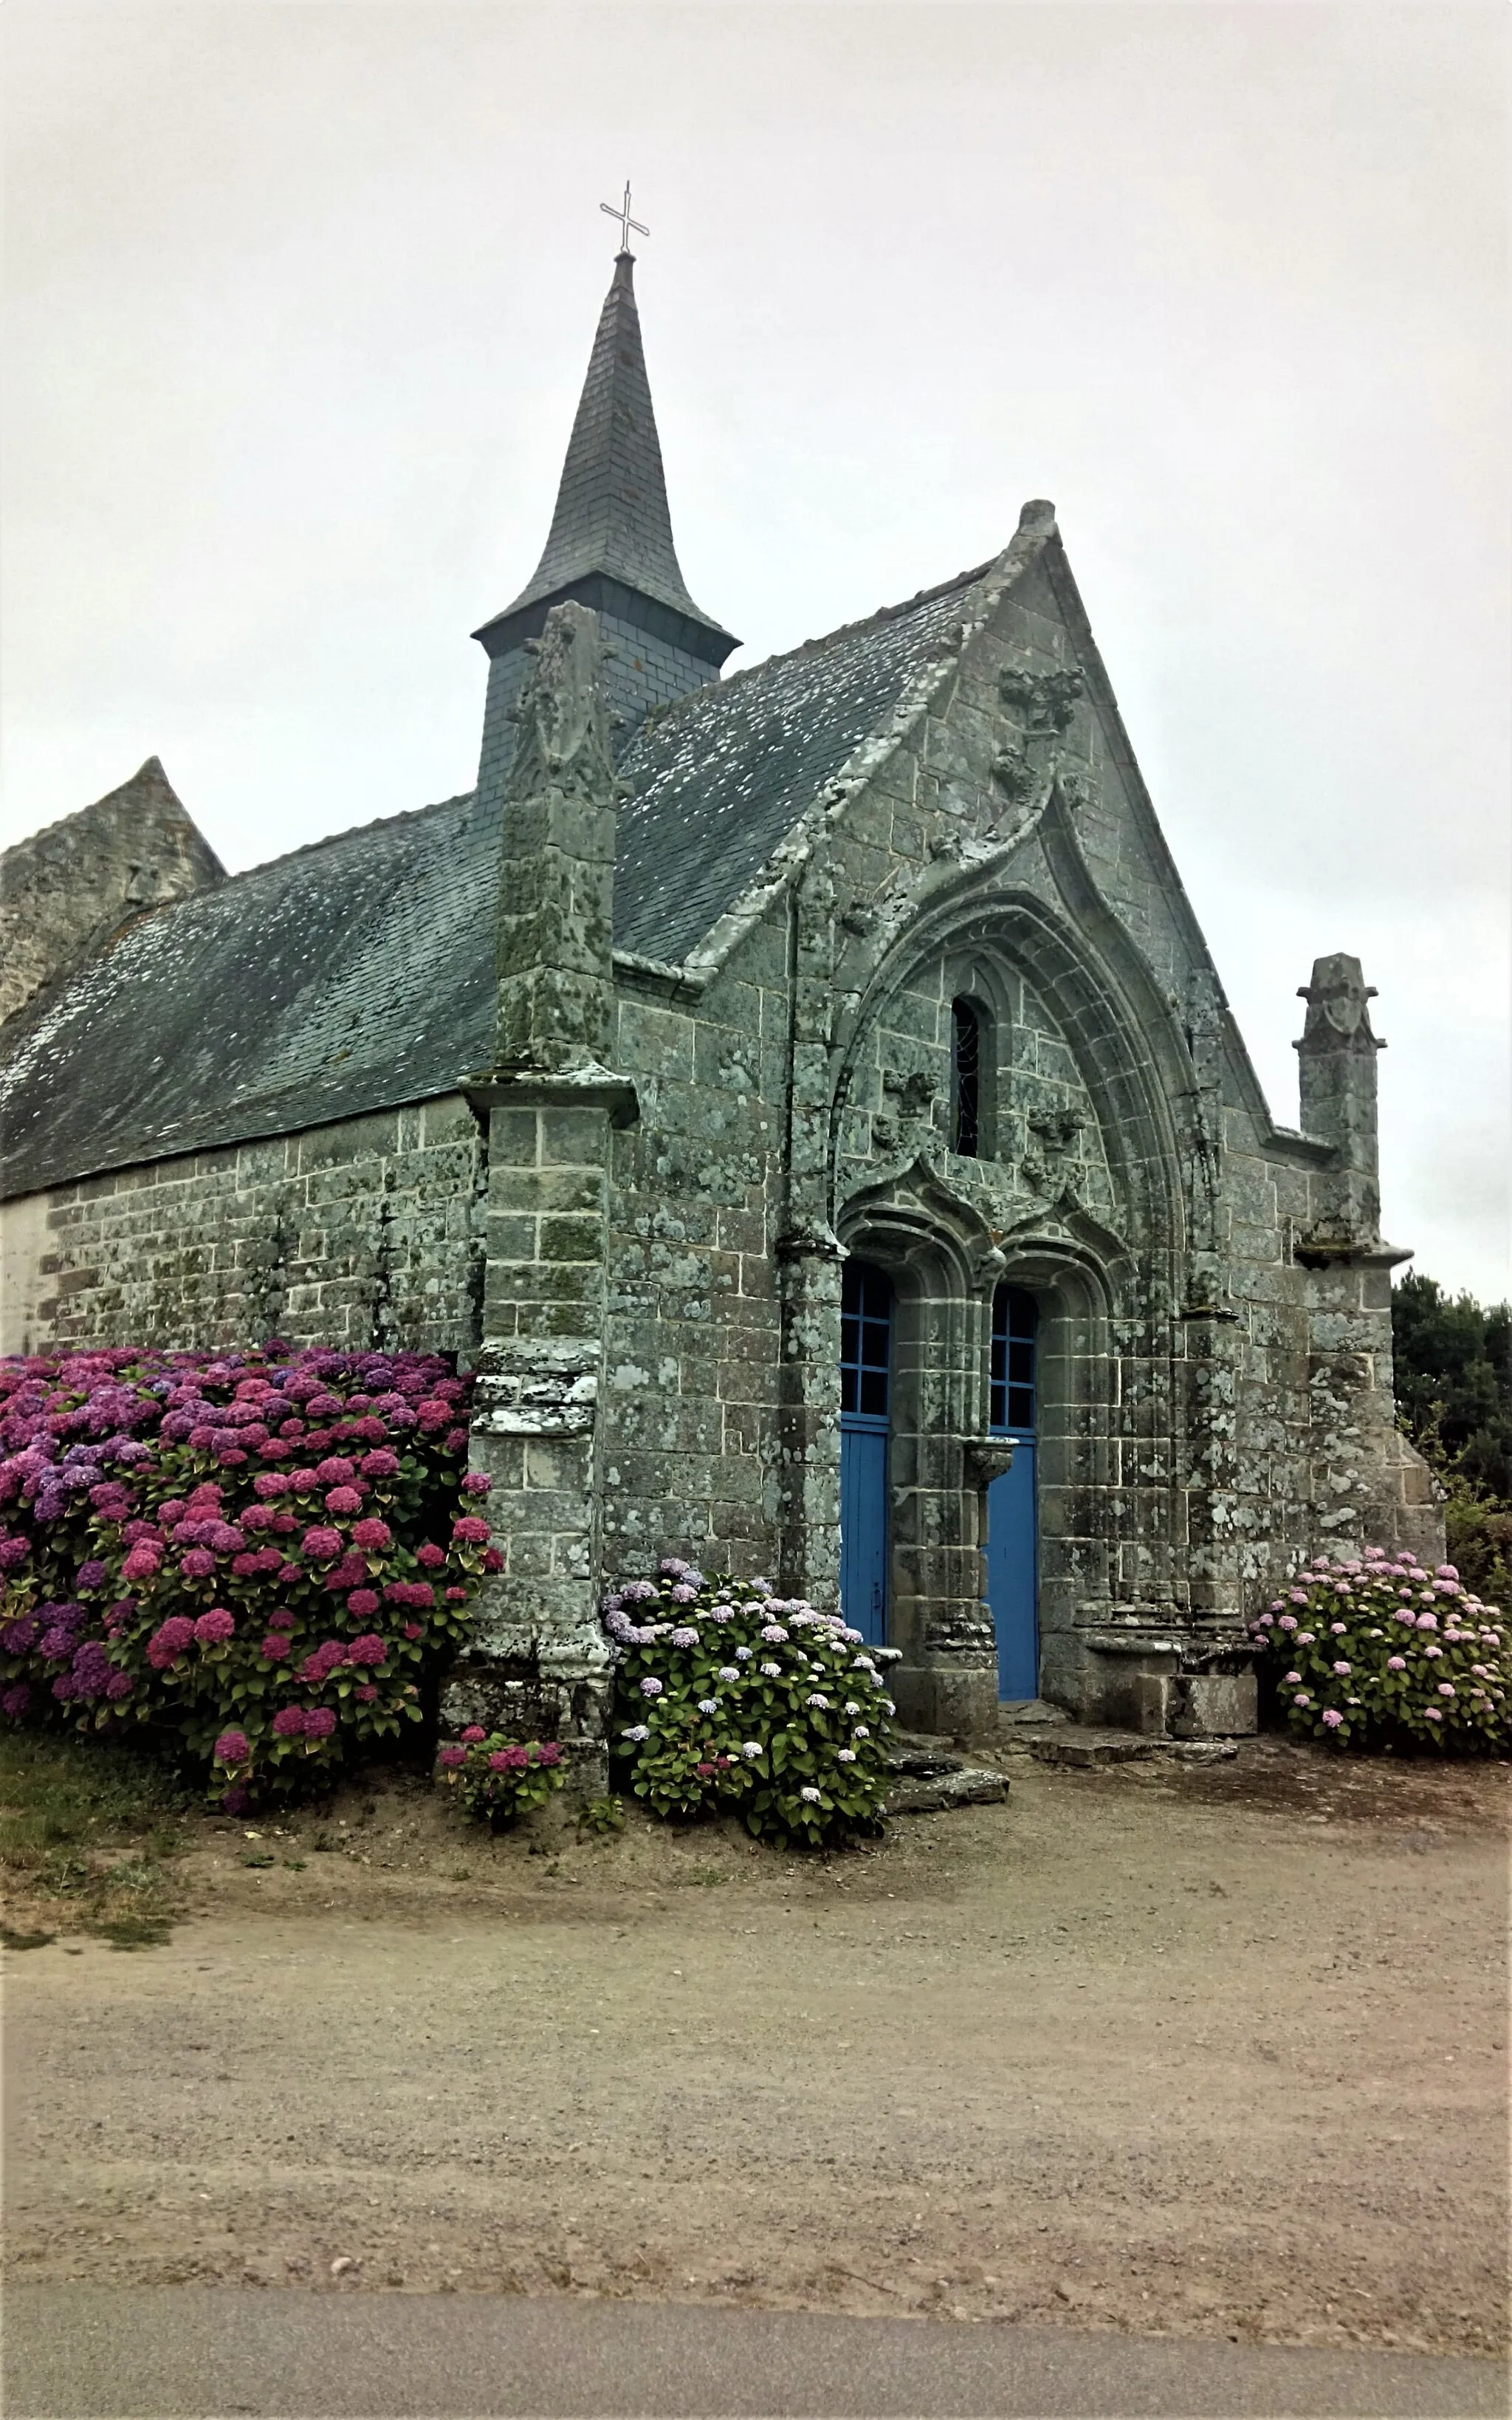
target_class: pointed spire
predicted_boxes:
[475,253,736,664]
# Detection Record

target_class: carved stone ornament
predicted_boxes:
[884,1069,935,1122]
[991,740,1037,805]
[998,666,1085,737]
[965,1436,1017,1485]
[506,600,616,804]
[1296,953,1383,1052]
[992,665,1087,823]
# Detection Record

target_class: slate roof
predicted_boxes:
[0,791,498,1199]
[614,563,982,962]
[474,255,734,653]
[0,561,986,1200]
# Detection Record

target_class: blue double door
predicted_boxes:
[837,1262,1040,1696]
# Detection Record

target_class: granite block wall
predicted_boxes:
[0,1097,486,1358]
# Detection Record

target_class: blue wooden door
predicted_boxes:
[839,1260,891,1648]
[986,1285,1039,1700]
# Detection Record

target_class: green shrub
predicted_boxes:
[1249,1546,1508,1751]
[602,1560,895,1847]
[435,1730,566,1824]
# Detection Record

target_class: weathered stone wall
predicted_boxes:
[599,927,790,1584]
[0,1097,485,1359]
[0,758,224,1030]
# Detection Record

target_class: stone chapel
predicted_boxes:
[0,245,1440,1749]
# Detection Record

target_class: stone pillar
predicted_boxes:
[441,601,636,1783]
[1290,956,1443,1569]
[777,843,845,1605]
[1294,953,1383,1248]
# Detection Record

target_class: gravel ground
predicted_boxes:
[2,1739,1506,2359]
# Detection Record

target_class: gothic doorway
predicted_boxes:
[839,1258,891,1646]
[986,1283,1039,1699]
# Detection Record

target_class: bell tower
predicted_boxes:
[473,241,738,801]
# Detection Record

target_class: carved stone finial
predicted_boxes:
[1296,953,1383,1052]
[1294,953,1384,1248]
[505,600,615,805]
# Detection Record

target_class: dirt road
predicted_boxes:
[3,1742,1506,2359]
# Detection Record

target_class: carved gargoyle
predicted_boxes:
[506,600,616,804]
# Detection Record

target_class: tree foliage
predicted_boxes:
[1392,1272,1512,1607]
[1392,1272,1511,1501]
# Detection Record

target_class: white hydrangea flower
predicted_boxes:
[844,1701,861,1715]
[800,1786,821,1803]
[697,1698,720,1715]
[760,1660,783,1678]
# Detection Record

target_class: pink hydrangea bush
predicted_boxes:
[0,1344,501,1806]
[602,1561,896,1846]
[435,1729,566,1824]
[1249,1546,1509,1751]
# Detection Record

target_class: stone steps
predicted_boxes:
[879,1718,1236,1814]
[1000,1724,1238,1771]
[884,1732,1009,1816]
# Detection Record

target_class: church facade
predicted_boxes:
[0,250,1439,1748]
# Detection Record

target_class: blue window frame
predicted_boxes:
[839,1258,891,1645]
[841,1259,892,1422]
[990,1284,1038,1435]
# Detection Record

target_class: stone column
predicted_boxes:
[441,602,636,1782]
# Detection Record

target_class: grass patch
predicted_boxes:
[90,1915,174,1953]
[0,1730,193,1947]
[1,1924,55,1952]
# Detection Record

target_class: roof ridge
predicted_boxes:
[630,554,996,746]
[208,789,478,893]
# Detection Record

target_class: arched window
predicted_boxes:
[951,998,981,1156]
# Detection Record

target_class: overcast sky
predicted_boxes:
[4,1,1508,1300]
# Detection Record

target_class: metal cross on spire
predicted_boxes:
[600,181,649,255]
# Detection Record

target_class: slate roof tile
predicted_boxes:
[0,561,985,1199]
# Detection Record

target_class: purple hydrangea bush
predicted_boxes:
[1249,1545,1509,1750]
[602,1561,896,1846]
[436,1727,566,1824]
[0,1345,501,1806]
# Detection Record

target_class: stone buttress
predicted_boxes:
[440,600,632,1776]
